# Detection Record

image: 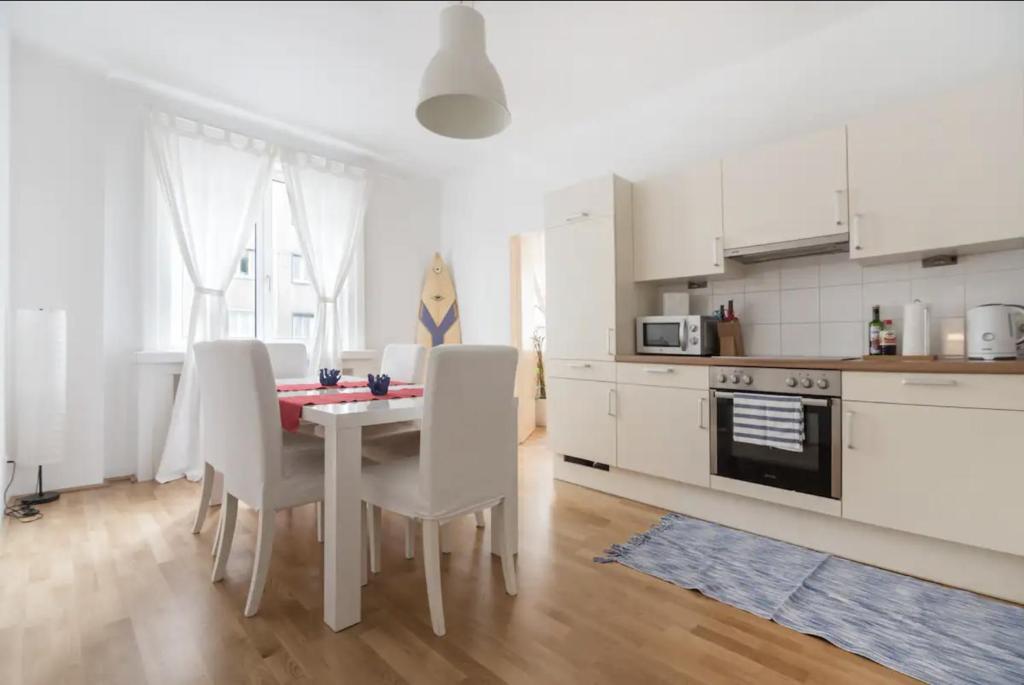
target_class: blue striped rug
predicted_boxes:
[597,513,1024,685]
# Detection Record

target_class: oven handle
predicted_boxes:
[713,391,830,407]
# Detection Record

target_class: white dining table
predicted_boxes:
[277,377,517,632]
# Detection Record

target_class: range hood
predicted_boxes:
[723,232,850,264]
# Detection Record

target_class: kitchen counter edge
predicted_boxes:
[614,355,1024,374]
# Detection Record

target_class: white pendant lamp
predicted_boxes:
[416,2,510,139]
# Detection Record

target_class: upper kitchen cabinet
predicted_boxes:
[545,175,646,361]
[848,73,1024,261]
[722,126,848,254]
[633,160,732,281]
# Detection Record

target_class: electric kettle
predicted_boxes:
[967,304,1024,360]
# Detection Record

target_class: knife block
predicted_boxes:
[717,320,744,356]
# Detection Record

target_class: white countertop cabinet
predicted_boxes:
[847,73,1024,261]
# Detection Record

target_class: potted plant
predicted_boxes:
[531,328,547,426]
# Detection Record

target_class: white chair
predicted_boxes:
[379,343,427,384]
[362,345,519,636]
[265,342,309,378]
[192,339,323,545]
[194,339,328,617]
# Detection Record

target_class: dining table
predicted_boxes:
[276,377,518,632]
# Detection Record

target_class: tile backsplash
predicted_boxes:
[667,249,1024,357]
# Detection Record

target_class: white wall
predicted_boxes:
[440,2,1024,344]
[0,5,11,508]
[7,42,442,493]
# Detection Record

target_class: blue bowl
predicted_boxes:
[318,368,342,386]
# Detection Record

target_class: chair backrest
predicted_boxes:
[419,345,518,517]
[380,344,427,384]
[265,342,309,378]
[193,340,282,508]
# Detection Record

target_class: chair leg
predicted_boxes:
[212,494,238,583]
[211,508,224,557]
[440,522,453,555]
[192,463,215,534]
[360,501,369,587]
[316,501,324,544]
[422,519,446,637]
[244,508,276,617]
[369,504,382,574]
[495,500,518,596]
[404,517,416,560]
[474,511,486,528]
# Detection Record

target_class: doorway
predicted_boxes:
[509,231,546,443]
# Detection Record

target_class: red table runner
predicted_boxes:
[277,380,409,392]
[279,387,424,431]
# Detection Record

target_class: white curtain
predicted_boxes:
[281,152,370,376]
[148,113,274,482]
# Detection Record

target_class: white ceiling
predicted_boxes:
[7,1,873,177]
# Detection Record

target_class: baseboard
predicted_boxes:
[555,457,1024,604]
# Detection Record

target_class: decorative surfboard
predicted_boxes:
[417,252,462,347]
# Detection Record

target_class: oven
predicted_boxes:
[709,367,842,499]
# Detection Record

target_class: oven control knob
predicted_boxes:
[816,378,830,390]
[800,377,813,388]
[741,374,752,385]
[785,377,797,387]
[717,373,727,383]
[729,374,741,384]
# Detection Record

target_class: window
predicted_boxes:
[291,253,311,284]
[291,312,314,339]
[148,169,365,351]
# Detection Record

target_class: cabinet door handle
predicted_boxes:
[844,411,854,449]
[901,377,958,387]
[565,211,590,224]
[607,328,615,356]
[643,367,674,374]
[697,396,706,429]
[851,213,863,251]
[712,236,721,267]
[608,388,617,417]
[833,189,846,227]
[568,363,592,369]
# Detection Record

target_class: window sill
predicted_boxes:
[135,348,378,366]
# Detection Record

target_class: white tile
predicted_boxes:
[712,277,745,295]
[962,248,1024,274]
[744,324,781,356]
[820,285,861,323]
[780,288,819,324]
[819,254,862,287]
[780,264,820,290]
[780,323,820,357]
[862,261,912,284]
[820,322,863,357]
[911,276,965,318]
[708,294,745,320]
[744,291,780,324]
[965,269,1024,308]
[743,266,780,293]
[862,280,911,322]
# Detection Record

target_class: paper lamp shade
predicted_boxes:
[14,309,67,466]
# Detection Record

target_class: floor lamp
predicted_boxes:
[14,308,67,509]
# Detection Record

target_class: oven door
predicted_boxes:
[710,390,841,499]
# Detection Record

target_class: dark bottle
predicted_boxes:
[868,305,883,356]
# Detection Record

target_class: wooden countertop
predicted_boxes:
[615,354,1024,374]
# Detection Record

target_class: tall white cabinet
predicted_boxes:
[848,73,1024,260]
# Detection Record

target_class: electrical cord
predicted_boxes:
[3,461,43,523]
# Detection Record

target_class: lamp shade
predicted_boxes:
[14,308,67,467]
[416,3,510,139]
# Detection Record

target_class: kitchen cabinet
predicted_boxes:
[842,398,1024,556]
[633,161,729,281]
[546,378,617,466]
[543,175,616,229]
[848,73,1024,260]
[722,126,848,251]
[616,383,710,485]
[545,215,617,361]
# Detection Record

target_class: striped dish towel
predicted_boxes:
[732,393,805,452]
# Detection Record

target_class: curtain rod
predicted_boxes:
[108,70,408,181]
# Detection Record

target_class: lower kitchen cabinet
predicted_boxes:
[842,399,1024,556]
[616,383,710,486]
[547,377,617,466]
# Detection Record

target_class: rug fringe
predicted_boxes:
[594,513,680,563]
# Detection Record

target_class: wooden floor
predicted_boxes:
[0,431,914,685]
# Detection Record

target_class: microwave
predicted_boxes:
[636,315,719,356]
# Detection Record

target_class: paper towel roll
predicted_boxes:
[902,300,930,356]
